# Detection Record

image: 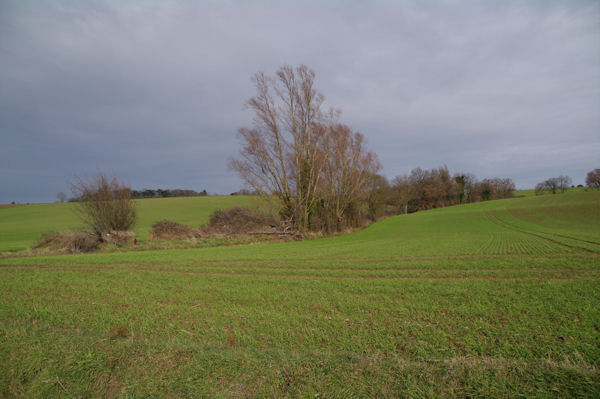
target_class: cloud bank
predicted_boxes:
[1,0,598,202]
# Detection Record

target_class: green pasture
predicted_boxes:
[0,196,261,252]
[515,186,588,198]
[1,190,599,397]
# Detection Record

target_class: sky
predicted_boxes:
[1,0,599,203]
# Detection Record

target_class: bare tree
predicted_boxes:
[391,174,415,214]
[71,173,137,237]
[230,65,339,230]
[535,176,570,195]
[231,65,382,232]
[319,124,381,231]
[556,175,572,193]
[56,192,67,203]
[534,181,547,195]
[585,169,599,188]
[367,173,390,221]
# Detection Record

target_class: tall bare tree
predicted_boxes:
[230,65,338,230]
[231,65,381,232]
[319,124,381,231]
[391,174,414,214]
[367,173,390,221]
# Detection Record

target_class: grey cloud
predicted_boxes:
[1,0,598,203]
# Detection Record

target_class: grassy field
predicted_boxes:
[0,196,261,252]
[1,191,599,397]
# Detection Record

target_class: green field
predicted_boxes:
[0,196,261,252]
[1,191,599,397]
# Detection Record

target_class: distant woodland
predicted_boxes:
[131,189,207,199]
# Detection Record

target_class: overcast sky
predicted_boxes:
[1,0,598,203]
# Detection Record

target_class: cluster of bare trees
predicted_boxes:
[230,65,380,232]
[370,167,515,216]
[535,175,572,195]
[586,169,600,188]
[231,65,522,232]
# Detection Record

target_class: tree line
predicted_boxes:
[65,187,208,202]
[369,167,515,220]
[534,176,571,195]
[131,188,208,199]
[533,169,600,195]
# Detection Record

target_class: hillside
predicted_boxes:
[1,191,599,397]
[0,196,261,252]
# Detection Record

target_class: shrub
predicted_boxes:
[101,230,137,246]
[71,173,137,237]
[149,220,201,240]
[32,231,101,254]
[204,206,280,235]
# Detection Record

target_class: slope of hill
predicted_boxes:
[0,196,261,252]
[1,191,598,397]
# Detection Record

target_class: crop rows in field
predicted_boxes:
[476,231,564,255]
[483,207,600,255]
[1,191,599,397]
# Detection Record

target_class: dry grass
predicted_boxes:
[32,231,100,254]
[149,220,201,240]
[108,324,129,340]
[102,230,137,246]
[30,230,136,255]
[204,206,280,235]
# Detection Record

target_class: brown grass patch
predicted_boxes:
[108,324,129,340]
[104,375,123,399]
[102,230,136,246]
[149,220,201,240]
[225,325,237,347]
[32,231,101,254]
[204,206,282,236]
[31,230,136,254]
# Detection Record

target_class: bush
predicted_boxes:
[71,173,137,237]
[204,206,280,235]
[101,230,137,246]
[32,231,101,254]
[149,220,201,240]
